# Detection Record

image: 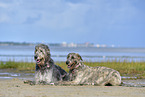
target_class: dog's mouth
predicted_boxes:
[67,64,72,68]
[66,61,72,68]
[35,58,43,64]
[66,61,77,69]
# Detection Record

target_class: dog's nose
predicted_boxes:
[66,61,69,65]
[34,55,38,59]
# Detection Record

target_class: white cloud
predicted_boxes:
[40,3,89,29]
[0,2,9,8]
[0,0,23,23]
[0,0,143,35]
[0,0,138,26]
[0,14,10,23]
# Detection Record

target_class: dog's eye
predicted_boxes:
[71,56,74,59]
[40,50,43,52]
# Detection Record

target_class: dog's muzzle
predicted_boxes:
[34,55,43,64]
[66,60,77,68]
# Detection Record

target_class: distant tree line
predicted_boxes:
[0,42,33,46]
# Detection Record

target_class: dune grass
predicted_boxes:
[0,60,145,78]
[0,61,35,72]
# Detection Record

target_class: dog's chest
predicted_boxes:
[35,69,53,83]
[69,69,84,81]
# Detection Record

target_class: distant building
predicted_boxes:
[96,44,100,48]
[101,44,107,47]
[61,42,67,47]
[61,42,94,47]
[68,43,77,47]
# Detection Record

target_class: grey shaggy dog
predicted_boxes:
[24,44,68,85]
[55,53,121,86]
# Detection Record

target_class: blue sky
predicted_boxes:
[0,0,145,47]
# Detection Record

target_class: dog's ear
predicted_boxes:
[76,53,83,61]
[46,50,50,55]
[43,44,50,56]
[67,53,72,59]
[67,54,70,59]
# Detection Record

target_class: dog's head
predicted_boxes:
[34,44,50,65]
[66,53,83,70]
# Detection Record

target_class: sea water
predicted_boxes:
[0,45,145,62]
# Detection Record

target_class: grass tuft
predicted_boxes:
[0,61,35,71]
[0,60,145,78]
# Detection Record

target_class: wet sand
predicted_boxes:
[0,79,145,97]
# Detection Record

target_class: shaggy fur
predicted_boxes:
[24,44,68,85]
[56,53,121,86]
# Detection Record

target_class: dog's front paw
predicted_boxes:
[50,83,54,85]
[24,80,31,84]
[24,80,35,85]
[53,82,62,86]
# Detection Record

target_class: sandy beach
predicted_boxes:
[0,79,144,97]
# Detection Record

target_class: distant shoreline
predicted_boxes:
[0,41,138,48]
[0,41,95,47]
